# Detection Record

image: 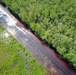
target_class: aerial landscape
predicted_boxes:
[0,0,76,75]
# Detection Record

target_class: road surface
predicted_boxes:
[0,4,76,75]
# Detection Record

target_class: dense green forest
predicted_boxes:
[2,0,76,68]
[0,23,49,75]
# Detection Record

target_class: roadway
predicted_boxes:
[0,4,76,75]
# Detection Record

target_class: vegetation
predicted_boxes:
[0,24,49,75]
[2,0,76,68]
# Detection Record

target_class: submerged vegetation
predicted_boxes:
[0,23,49,75]
[2,0,76,68]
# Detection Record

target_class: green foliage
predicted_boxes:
[0,24,48,75]
[2,0,76,68]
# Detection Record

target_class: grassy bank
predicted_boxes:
[0,23,49,75]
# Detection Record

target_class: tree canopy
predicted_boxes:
[2,0,76,68]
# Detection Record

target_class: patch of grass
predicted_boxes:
[0,24,49,75]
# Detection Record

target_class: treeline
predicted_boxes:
[2,0,76,68]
